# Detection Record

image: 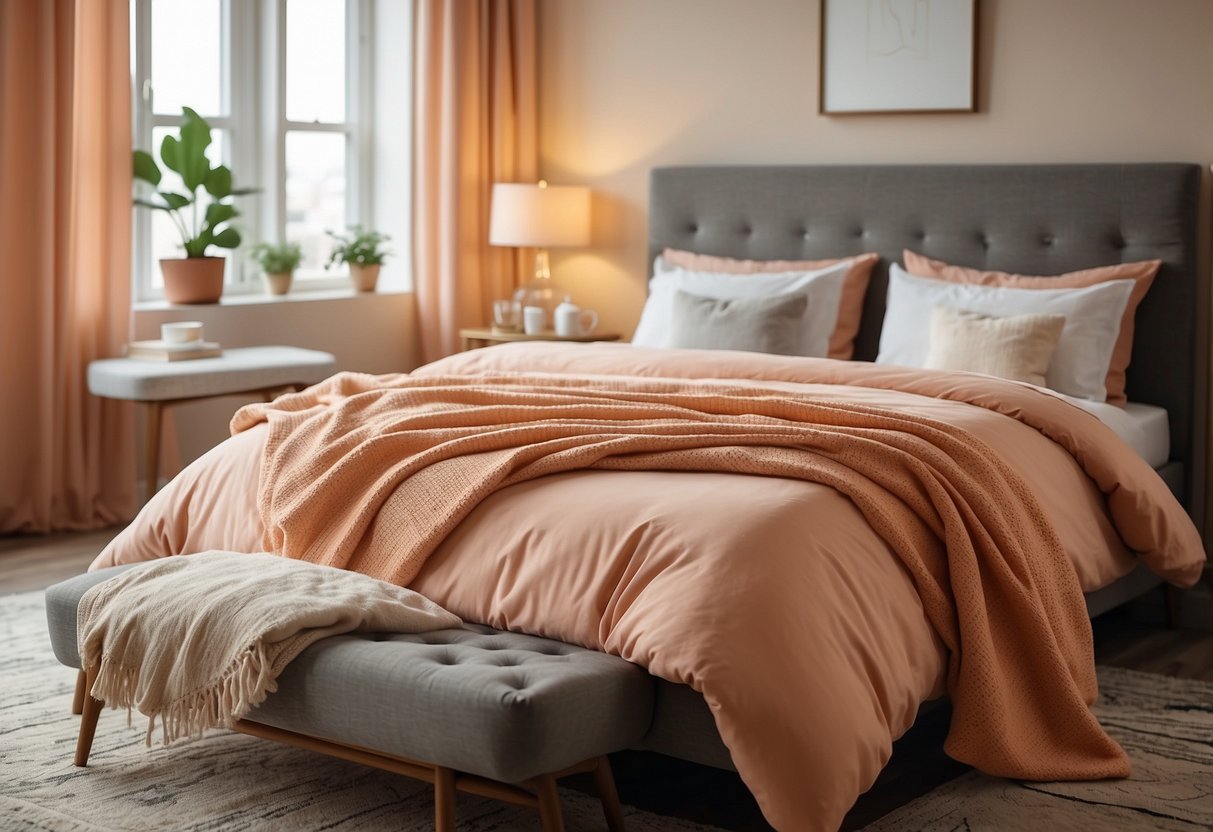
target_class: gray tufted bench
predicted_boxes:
[46,566,655,831]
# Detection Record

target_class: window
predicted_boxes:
[131,0,394,301]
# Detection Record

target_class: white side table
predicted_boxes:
[88,346,337,498]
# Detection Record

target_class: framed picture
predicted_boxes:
[819,0,978,115]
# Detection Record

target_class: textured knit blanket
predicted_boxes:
[230,370,1138,782]
[77,551,460,744]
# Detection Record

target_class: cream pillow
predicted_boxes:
[925,306,1067,387]
[669,290,808,355]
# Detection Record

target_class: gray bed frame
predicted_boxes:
[634,163,1207,771]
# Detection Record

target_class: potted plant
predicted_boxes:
[249,242,302,296]
[132,107,255,304]
[326,226,391,292]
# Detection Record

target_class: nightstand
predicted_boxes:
[459,327,621,351]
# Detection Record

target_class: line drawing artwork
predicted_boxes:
[866,0,929,61]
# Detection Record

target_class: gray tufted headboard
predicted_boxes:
[648,164,1206,524]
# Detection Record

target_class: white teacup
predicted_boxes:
[554,301,598,337]
[161,321,204,343]
[523,306,546,335]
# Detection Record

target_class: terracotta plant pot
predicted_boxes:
[160,257,225,304]
[349,263,381,292]
[263,271,293,296]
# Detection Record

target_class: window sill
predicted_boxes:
[133,287,411,312]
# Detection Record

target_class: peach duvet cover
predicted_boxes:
[93,343,1205,831]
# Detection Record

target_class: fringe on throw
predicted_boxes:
[86,640,279,748]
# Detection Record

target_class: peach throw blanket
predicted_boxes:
[234,371,1129,785]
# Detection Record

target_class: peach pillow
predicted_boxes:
[902,250,1160,406]
[660,249,880,360]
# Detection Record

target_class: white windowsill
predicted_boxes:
[133,287,412,312]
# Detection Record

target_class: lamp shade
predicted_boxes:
[489,182,591,248]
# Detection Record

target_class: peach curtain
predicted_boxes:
[0,0,136,532]
[412,0,538,363]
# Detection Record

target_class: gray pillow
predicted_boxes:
[668,290,809,355]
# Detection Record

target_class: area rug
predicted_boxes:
[863,666,1213,831]
[0,591,724,831]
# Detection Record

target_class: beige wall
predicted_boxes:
[537,0,1213,336]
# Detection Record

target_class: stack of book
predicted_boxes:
[125,339,223,361]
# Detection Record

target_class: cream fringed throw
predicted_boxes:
[77,551,461,745]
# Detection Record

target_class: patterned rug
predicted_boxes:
[9,588,1211,832]
[863,667,1213,831]
[0,591,723,832]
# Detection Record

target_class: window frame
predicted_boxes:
[131,0,374,303]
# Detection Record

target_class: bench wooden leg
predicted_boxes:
[71,669,86,715]
[434,765,456,832]
[74,665,102,767]
[592,756,626,832]
[535,774,565,832]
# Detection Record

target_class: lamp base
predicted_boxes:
[512,248,560,322]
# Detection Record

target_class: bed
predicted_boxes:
[642,159,1210,756]
[90,163,1207,831]
[654,163,1206,603]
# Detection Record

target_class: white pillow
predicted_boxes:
[632,259,851,357]
[877,264,1135,401]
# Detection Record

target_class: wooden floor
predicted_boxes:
[3,530,1211,832]
[0,528,118,593]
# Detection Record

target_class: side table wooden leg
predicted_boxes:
[74,664,102,767]
[71,669,86,715]
[144,401,163,502]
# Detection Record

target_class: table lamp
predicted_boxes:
[489,180,591,316]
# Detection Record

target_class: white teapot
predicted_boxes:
[554,298,598,337]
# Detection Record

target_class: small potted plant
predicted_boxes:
[132,107,256,304]
[249,242,302,296]
[326,226,391,292]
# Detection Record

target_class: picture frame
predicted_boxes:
[819,0,978,115]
